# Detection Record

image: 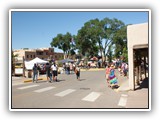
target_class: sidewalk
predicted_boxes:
[116,70,149,108]
[12,75,47,83]
[81,68,105,71]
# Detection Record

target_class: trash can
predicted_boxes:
[28,70,32,78]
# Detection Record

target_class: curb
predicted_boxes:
[116,87,131,92]
[23,77,45,83]
[114,80,130,92]
[81,68,105,72]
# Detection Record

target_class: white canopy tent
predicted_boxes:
[25,57,48,70]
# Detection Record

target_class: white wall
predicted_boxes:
[127,23,148,90]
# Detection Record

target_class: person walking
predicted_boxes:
[65,62,69,74]
[75,66,80,80]
[62,63,66,74]
[105,64,111,82]
[45,63,52,83]
[51,62,58,82]
[108,64,118,88]
[123,62,128,76]
[70,63,73,74]
[32,63,38,83]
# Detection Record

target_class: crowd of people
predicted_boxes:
[32,59,128,90]
[32,62,81,83]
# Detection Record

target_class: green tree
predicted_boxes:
[50,32,75,58]
[76,17,126,65]
[106,44,113,63]
[75,20,99,57]
[112,25,127,61]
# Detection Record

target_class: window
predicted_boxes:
[37,52,43,55]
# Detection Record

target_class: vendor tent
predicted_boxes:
[29,57,48,64]
[59,58,74,63]
[25,57,48,70]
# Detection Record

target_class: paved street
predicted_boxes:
[11,70,130,109]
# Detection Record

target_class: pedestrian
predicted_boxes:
[70,63,74,74]
[108,64,118,88]
[32,63,38,83]
[37,64,41,77]
[75,66,80,80]
[51,62,58,82]
[123,63,128,76]
[73,63,76,72]
[105,64,111,82]
[65,62,70,74]
[88,63,90,69]
[118,65,122,76]
[121,62,127,76]
[62,63,66,74]
[68,62,70,74]
[45,63,52,83]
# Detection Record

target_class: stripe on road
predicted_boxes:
[55,89,76,97]
[82,92,101,102]
[118,94,128,107]
[17,85,39,90]
[34,87,55,93]
[12,82,24,86]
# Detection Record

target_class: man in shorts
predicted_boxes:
[51,62,58,82]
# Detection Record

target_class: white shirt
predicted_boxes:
[51,64,57,71]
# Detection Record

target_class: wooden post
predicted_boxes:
[23,56,25,77]
[135,50,140,86]
[135,66,140,85]
[139,57,142,81]
[144,56,146,78]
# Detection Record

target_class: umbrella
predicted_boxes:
[59,58,74,63]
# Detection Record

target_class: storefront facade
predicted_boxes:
[127,23,149,90]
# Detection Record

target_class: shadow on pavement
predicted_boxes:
[80,79,86,81]
[57,79,66,82]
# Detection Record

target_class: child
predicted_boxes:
[75,66,80,80]
[108,65,118,88]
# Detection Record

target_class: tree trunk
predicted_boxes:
[102,50,106,67]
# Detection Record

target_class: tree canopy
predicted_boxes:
[50,17,128,63]
[50,32,75,58]
[76,17,127,64]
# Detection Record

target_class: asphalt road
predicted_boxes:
[11,70,127,109]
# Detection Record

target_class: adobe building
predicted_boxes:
[13,47,64,61]
[127,23,149,90]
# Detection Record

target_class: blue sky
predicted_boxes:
[12,10,149,52]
